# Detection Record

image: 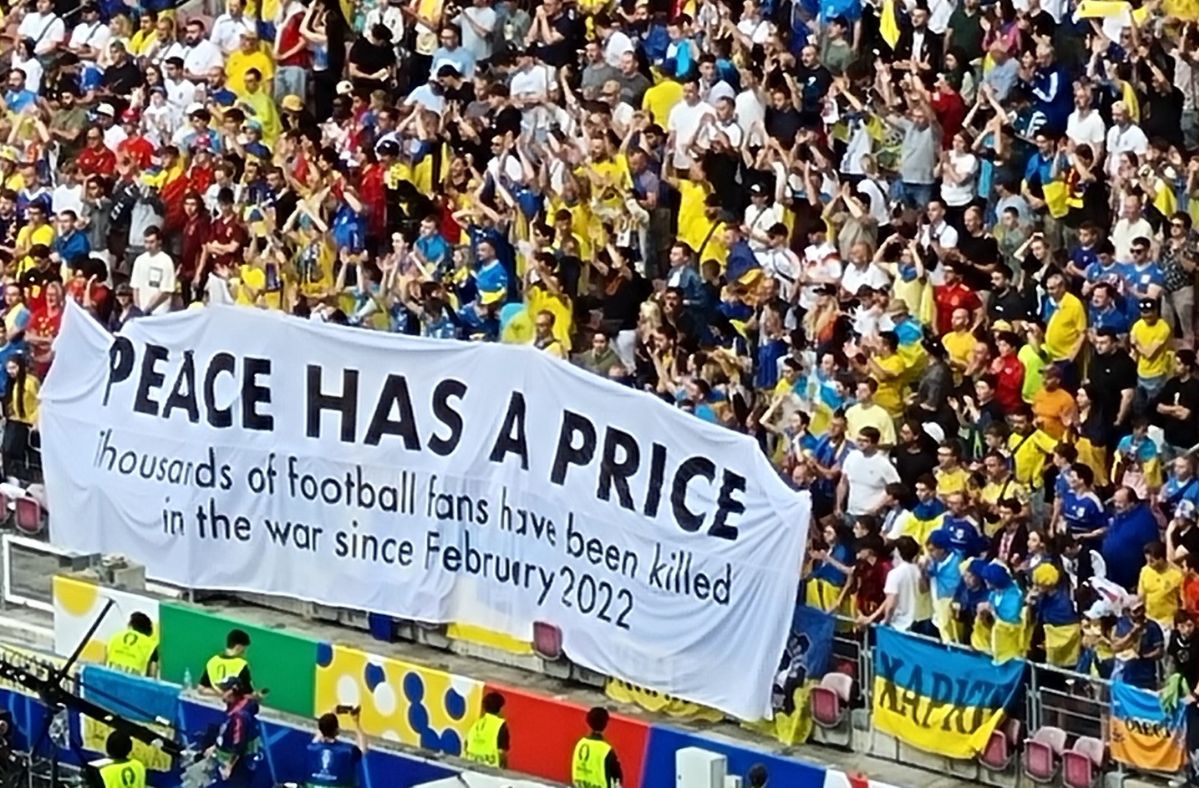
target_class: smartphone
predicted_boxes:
[335,704,360,715]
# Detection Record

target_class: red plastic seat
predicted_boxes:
[979,717,1021,771]
[13,495,44,536]
[532,621,562,660]
[811,672,853,728]
[1023,726,1067,784]
[1062,736,1105,788]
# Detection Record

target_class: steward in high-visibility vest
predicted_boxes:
[87,731,146,788]
[200,628,253,694]
[305,708,366,787]
[463,691,509,769]
[105,613,157,677]
[571,707,621,788]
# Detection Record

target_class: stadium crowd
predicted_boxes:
[0,0,1198,697]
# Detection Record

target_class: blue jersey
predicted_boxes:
[1061,489,1106,536]
[306,740,360,787]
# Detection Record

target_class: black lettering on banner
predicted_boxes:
[161,350,200,422]
[307,366,358,441]
[710,471,746,541]
[242,357,274,430]
[671,457,715,533]
[550,411,596,485]
[923,670,953,728]
[103,336,135,406]
[597,427,639,510]
[428,379,467,456]
[204,352,236,428]
[364,374,420,449]
[133,343,169,415]
[643,443,666,518]
[614,589,633,629]
[489,392,529,470]
[556,566,633,631]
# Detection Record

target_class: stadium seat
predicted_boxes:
[978,717,1021,772]
[1022,726,1067,784]
[13,495,45,537]
[532,621,562,660]
[811,672,853,728]
[1062,736,1106,788]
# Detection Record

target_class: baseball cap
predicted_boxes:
[336,80,354,96]
[96,103,115,116]
[281,94,303,112]
[120,108,139,122]
[1139,297,1159,311]
[748,183,766,196]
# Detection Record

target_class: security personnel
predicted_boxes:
[305,707,366,787]
[88,731,146,788]
[105,613,158,677]
[463,691,509,769]
[200,629,253,694]
[571,707,621,788]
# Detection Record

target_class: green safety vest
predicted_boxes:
[94,758,146,788]
[206,654,248,686]
[105,630,155,676]
[571,737,612,788]
[463,713,504,767]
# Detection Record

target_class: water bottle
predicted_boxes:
[182,668,193,691]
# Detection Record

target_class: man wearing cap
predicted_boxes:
[1112,594,1164,689]
[743,183,783,252]
[1130,296,1172,404]
[208,676,262,788]
[116,109,153,169]
[226,30,273,96]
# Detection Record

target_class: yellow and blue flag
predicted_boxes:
[872,628,1024,759]
[1111,680,1187,773]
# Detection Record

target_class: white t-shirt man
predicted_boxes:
[18,11,65,56]
[841,448,900,516]
[130,250,178,315]
[666,99,715,168]
[183,39,224,80]
[840,261,890,296]
[68,20,111,67]
[884,560,921,631]
[1066,108,1106,154]
[1105,122,1149,177]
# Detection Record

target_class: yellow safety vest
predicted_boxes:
[571,737,613,788]
[463,713,504,767]
[205,654,248,686]
[94,758,146,788]
[105,630,156,676]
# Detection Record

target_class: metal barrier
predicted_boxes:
[825,618,1114,748]
[1026,661,1110,741]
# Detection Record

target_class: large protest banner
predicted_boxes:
[40,303,809,720]
[872,628,1024,758]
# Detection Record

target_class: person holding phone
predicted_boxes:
[305,706,367,787]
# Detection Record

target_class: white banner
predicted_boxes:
[40,302,808,720]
